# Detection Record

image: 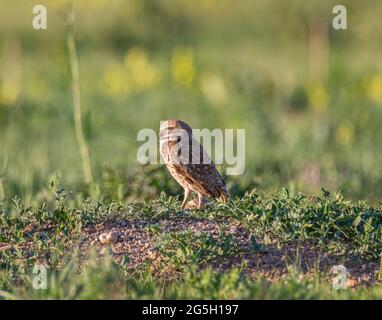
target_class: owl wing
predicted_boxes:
[172,162,228,200]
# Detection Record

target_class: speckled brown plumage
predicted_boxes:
[159,120,228,209]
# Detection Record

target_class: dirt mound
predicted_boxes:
[80,216,380,288]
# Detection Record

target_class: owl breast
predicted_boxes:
[166,163,195,190]
[160,138,196,191]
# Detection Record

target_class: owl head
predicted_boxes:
[159,120,192,140]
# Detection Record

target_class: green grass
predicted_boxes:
[0,186,381,299]
[3,259,382,300]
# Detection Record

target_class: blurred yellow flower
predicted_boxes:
[308,84,328,114]
[1,37,21,107]
[336,122,354,145]
[368,74,382,103]
[171,47,196,87]
[123,47,161,92]
[102,68,127,95]
[200,72,228,106]
[1,82,19,106]
[101,47,160,96]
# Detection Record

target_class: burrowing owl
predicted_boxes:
[159,120,228,209]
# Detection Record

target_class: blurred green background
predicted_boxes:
[0,0,382,204]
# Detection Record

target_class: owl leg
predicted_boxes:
[197,193,205,209]
[181,189,191,210]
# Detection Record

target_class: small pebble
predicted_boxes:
[147,250,157,260]
[99,231,120,244]
[99,233,108,244]
[107,231,120,243]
